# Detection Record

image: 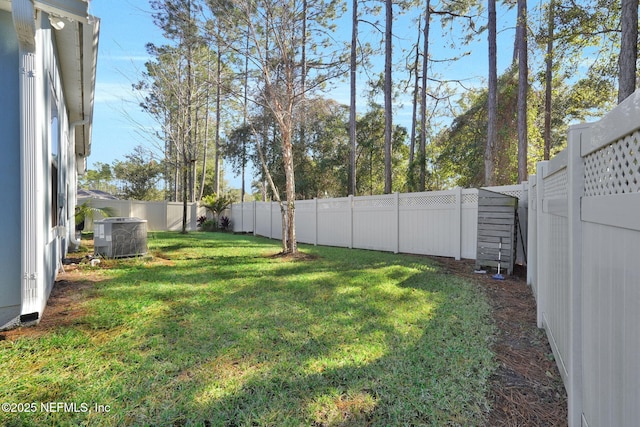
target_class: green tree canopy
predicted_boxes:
[113,146,165,201]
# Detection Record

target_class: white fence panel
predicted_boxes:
[353,194,397,252]
[528,90,640,427]
[166,202,184,231]
[577,109,640,427]
[241,203,256,233]
[78,198,204,231]
[582,223,640,427]
[538,160,572,385]
[254,202,273,238]
[317,197,351,248]
[230,202,254,233]
[460,190,479,259]
[295,199,317,245]
[131,201,167,231]
[398,190,459,258]
[230,202,243,233]
[270,202,283,241]
[230,185,526,260]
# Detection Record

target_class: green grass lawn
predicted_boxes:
[0,232,495,426]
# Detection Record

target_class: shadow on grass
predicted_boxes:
[0,233,495,426]
[87,241,492,425]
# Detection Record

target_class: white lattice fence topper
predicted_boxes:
[543,168,569,199]
[461,193,478,205]
[499,190,525,199]
[584,130,640,196]
[354,196,395,208]
[399,194,456,207]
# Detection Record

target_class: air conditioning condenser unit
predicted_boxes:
[94,217,148,258]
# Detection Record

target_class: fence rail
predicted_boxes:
[528,90,640,427]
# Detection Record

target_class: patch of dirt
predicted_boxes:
[430,257,568,427]
[0,277,95,341]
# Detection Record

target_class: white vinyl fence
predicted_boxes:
[528,90,640,427]
[230,184,527,260]
[78,198,206,232]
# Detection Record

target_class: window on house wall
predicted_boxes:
[50,87,60,228]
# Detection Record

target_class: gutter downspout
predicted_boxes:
[69,118,89,250]
[13,0,42,321]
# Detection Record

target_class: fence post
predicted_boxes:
[164,200,169,231]
[567,124,586,427]
[270,201,274,239]
[348,195,353,249]
[454,187,462,260]
[314,198,318,246]
[535,161,548,329]
[527,176,536,287]
[394,192,400,254]
[253,201,257,236]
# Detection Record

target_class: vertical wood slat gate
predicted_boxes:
[475,189,518,275]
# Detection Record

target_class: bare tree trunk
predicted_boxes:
[485,0,497,186]
[186,0,195,203]
[419,1,430,192]
[544,0,553,161]
[384,0,393,194]
[255,134,287,253]
[215,26,222,195]
[191,104,198,202]
[173,155,179,201]
[282,127,296,253]
[187,61,194,202]
[349,0,358,196]
[198,53,210,201]
[181,138,189,234]
[242,23,250,202]
[517,0,528,182]
[409,16,421,192]
[619,0,638,103]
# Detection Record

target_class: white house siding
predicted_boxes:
[20,15,73,319]
[0,3,95,329]
[0,9,22,328]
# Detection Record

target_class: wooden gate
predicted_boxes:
[475,189,517,275]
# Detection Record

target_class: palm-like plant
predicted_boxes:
[200,193,235,229]
[75,201,117,232]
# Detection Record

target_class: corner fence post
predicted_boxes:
[535,161,548,330]
[527,177,536,287]
[567,124,586,427]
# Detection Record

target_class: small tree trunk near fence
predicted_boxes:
[282,125,297,254]
[486,0,498,186]
[618,0,638,103]
[516,0,528,183]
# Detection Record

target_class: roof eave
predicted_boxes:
[70,16,99,158]
[47,3,99,158]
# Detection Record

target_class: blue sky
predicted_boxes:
[88,0,517,190]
